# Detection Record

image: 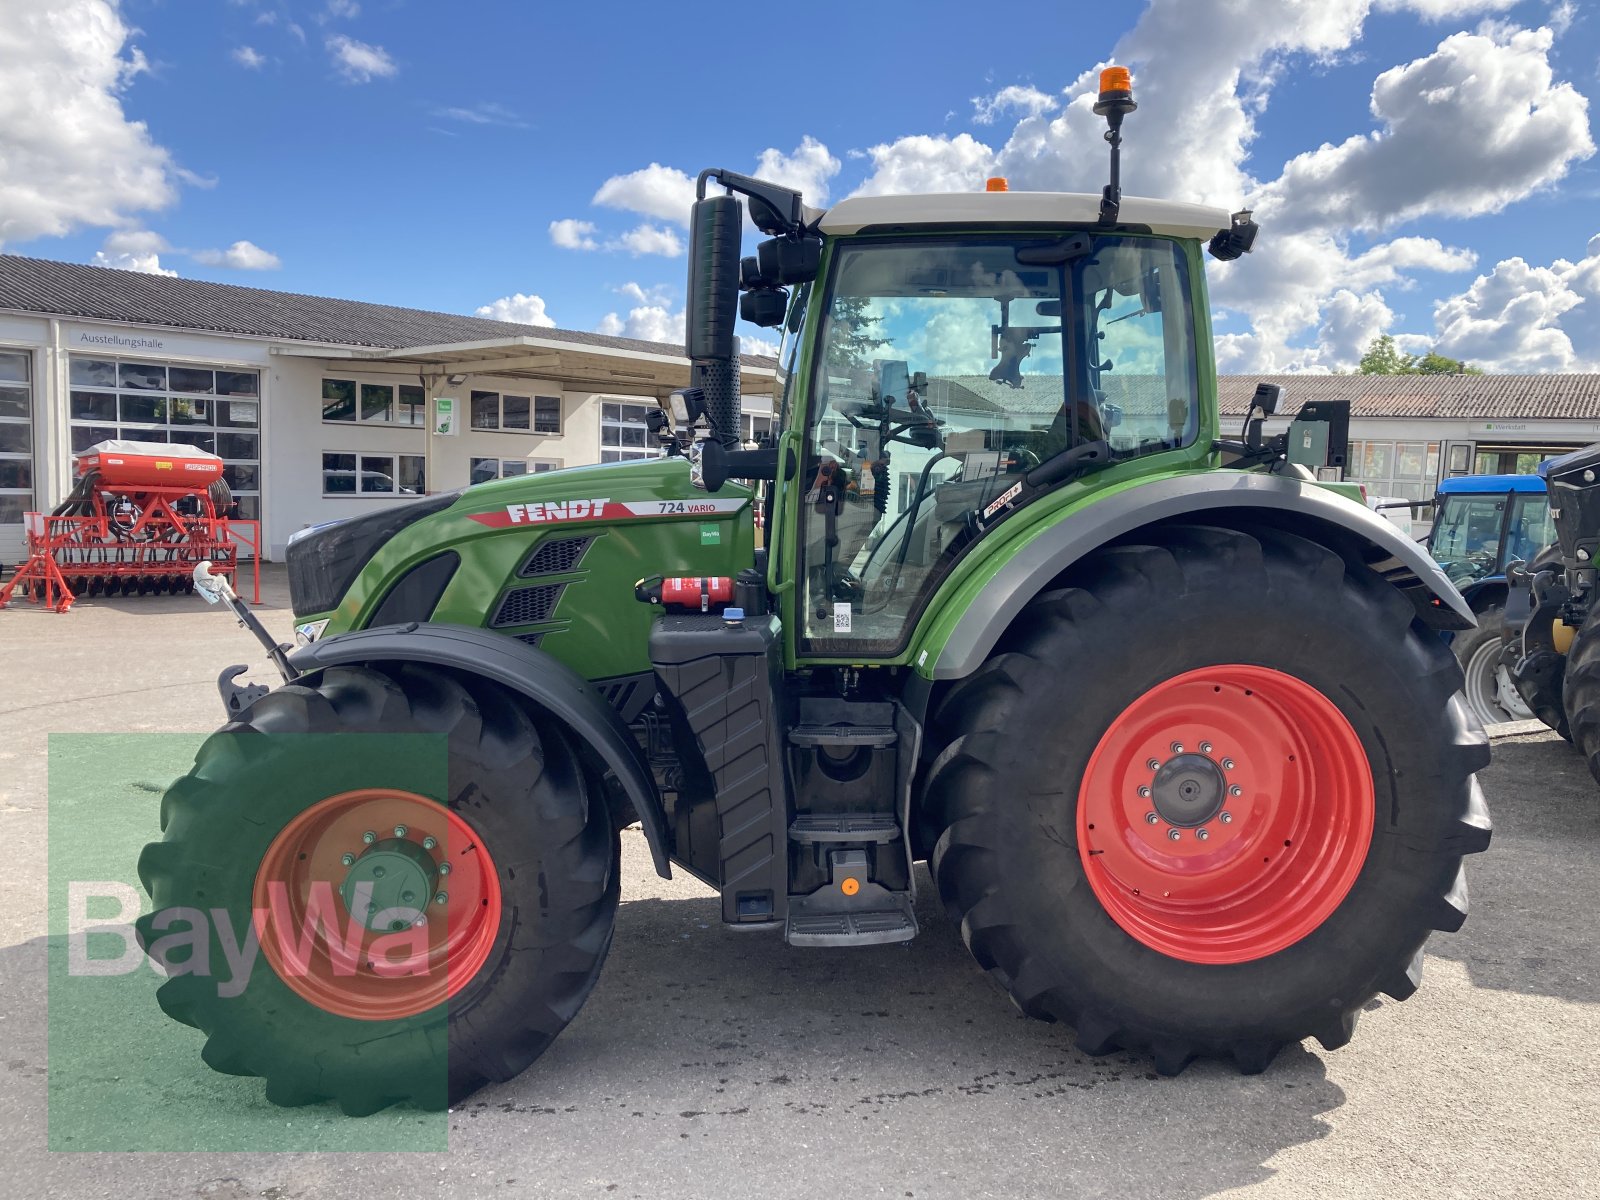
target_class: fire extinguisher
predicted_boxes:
[634,575,734,612]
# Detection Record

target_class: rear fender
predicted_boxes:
[287,622,671,877]
[928,471,1475,681]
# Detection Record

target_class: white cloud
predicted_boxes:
[548,218,598,250]
[972,84,1058,125]
[593,162,696,226]
[475,293,557,327]
[232,46,266,69]
[754,136,842,205]
[322,0,360,20]
[739,334,781,359]
[610,223,683,257]
[1430,234,1600,370]
[93,229,175,276]
[193,239,281,270]
[1254,27,1594,235]
[853,133,996,196]
[0,0,177,248]
[432,102,525,128]
[616,281,672,306]
[1378,0,1519,19]
[327,35,395,83]
[596,305,684,344]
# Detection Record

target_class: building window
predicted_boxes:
[322,452,426,496]
[0,349,33,527]
[742,413,773,444]
[1346,439,1441,504]
[470,457,560,484]
[600,400,656,463]
[323,378,425,426]
[68,355,261,520]
[470,390,562,434]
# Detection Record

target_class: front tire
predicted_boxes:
[1455,604,1535,726]
[1563,606,1600,789]
[922,524,1491,1075]
[136,663,619,1113]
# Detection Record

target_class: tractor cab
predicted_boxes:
[1428,474,1553,589]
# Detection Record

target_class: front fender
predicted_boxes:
[926,471,1475,681]
[287,622,671,878]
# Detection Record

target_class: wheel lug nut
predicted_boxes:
[438,862,452,876]
[1147,758,1161,771]
[1199,742,1213,754]
[362,831,377,844]
[1220,812,1233,824]
[394,824,408,838]
[1167,828,1181,841]
[413,916,427,928]
[434,891,448,905]
[1137,785,1151,798]
[340,853,356,866]
[1145,812,1160,825]
[422,836,437,851]
[1196,828,1210,841]
[1228,784,1242,797]
[1221,759,1235,771]
[1170,742,1184,754]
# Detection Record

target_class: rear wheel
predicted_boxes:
[1455,604,1534,727]
[922,524,1491,1074]
[1563,606,1600,789]
[136,663,619,1113]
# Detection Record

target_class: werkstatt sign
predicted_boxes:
[434,396,459,436]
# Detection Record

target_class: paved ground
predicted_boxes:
[3,568,1599,1198]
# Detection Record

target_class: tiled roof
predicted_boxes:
[0,254,778,367]
[1220,374,1600,421]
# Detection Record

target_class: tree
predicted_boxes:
[1357,335,1481,375]
[825,296,892,371]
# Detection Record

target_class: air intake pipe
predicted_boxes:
[686,185,743,449]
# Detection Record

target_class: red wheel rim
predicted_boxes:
[1077,665,1374,964]
[252,789,502,1020]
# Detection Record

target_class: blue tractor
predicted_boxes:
[1425,474,1555,725]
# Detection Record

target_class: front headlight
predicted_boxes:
[294,619,330,645]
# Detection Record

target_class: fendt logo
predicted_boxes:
[505,497,611,524]
[466,496,746,529]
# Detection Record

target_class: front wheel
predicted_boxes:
[922,524,1491,1074]
[1455,604,1535,726]
[136,663,619,1113]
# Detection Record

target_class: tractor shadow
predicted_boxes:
[470,858,1348,1200]
[1429,732,1600,1005]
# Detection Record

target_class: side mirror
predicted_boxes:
[740,288,789,328]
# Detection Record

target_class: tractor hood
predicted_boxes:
[288,456,758,679]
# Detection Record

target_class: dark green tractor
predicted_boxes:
[137,71,1490,1113]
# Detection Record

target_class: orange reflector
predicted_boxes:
[1099,66,1132,95]
[985,176,1009,192]
[841,878,861,896]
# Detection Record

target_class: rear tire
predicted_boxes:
[922,524,1491,1075]
[136,663,619,1113]
[1563,606,1600,789]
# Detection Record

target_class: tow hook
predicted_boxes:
[192,560,298,716]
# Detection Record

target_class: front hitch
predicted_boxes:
[192,560,298,717]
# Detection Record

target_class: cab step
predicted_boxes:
[785,897,918,947]
[789,813,901,843]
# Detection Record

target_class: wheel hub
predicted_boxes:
[1150,753,1226,827]
[340,837,440,931]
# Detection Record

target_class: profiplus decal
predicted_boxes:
[466,497,746,529]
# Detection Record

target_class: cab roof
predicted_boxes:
[817,192,1234,241]
[1436,474,1547,495]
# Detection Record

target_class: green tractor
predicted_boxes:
[137,70,1490,1114]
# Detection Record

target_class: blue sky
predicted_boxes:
[3,0,1597,372]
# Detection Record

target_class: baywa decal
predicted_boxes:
[467,497,747,529]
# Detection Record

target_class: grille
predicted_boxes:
[519,535,593,577]
[491,583,565,627]
[514,632,543,649]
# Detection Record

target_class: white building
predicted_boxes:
[0,256,775,562]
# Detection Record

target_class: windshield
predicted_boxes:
[797,234,1199,653]
[1430,494,1508,584]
